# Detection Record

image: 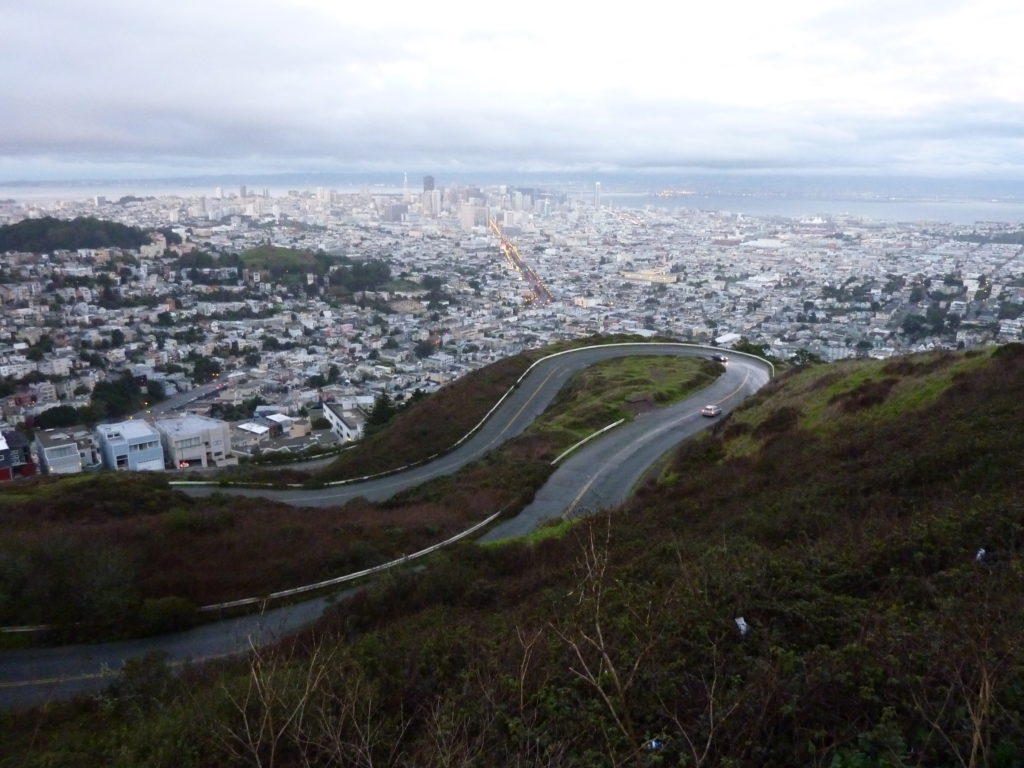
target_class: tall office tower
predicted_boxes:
[595,181,601,208]
[423,175,435,192]
[239,184,247,199]
[215,186,223,199]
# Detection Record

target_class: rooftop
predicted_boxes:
[236,422,269,435]
[97,420,160,441]
[154,414,226,437]
[35,428,81,448]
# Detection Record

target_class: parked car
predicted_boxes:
[701,404,722,417]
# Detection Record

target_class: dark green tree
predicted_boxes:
[32,405,81,429]
[91,371,143,419]
[367,392,397,426]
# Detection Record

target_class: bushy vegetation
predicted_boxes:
[10,345,1024,766]
[238,245,391,293]
[0,216,150,252]
[0,340,693,638]
[0,473,468,635]
[29,370,154,428]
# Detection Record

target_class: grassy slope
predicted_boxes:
[238,244,318,272]
[10,346,1024,766]
[529,355,721,446]
[0,343,708,637]
[0,474,455,633]
[313,334,673,483]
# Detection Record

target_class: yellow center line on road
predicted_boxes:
[0,650,238,689]
[705,367,753,409]
[0,672,118,689]
[481,366,561,448]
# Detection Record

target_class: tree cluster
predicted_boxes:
[330,259,391,292]
[0,216,150,253]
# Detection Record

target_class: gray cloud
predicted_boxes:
[3,0,1024,179]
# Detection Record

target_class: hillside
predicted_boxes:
[314,334,673,483]
[5,345,1024,766]
[238,243,322,273]
[0,216,151,253]
[238,245,392,293]
[0,339,710,639]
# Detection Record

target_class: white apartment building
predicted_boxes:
[154,414,237,469]
[323,402,366,443]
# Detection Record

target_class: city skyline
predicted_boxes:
[4,0,1023,181]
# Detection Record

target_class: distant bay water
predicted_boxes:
[4,173,1024,227]
[600,192,1024,227]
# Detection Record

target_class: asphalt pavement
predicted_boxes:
[1,343,771,711]
[480,356,769,540]
[0,591,355,710]
[178,343,759,507]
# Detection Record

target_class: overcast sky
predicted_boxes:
[3,0,1023,181]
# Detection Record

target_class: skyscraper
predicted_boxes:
[423,175,435,192]
[595,181,601,209]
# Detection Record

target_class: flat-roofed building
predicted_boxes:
[94,420,165,471]
[323,402,365,443]
[0,430,36,481]
[34,428,83,475]
[155,414,236,469]
[34,426,100,474]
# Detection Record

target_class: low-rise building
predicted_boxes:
[323,402,366,442]
[0,430,36,481]
[33,426,100,475]
[155,414,236,469]
[94,420,165,471]
[34,428,82,474]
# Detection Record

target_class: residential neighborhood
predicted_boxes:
[0,180,1022,479]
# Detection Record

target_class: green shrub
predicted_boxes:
[163,507,236,535]
[138,597,199,636]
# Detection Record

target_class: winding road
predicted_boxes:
[0,343,771,710]
[178,344,770,509]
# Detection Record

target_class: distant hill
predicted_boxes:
[7,344,1024,765]
[238,243,324,275]
[0,216,150,253]
[238,244,392,292]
